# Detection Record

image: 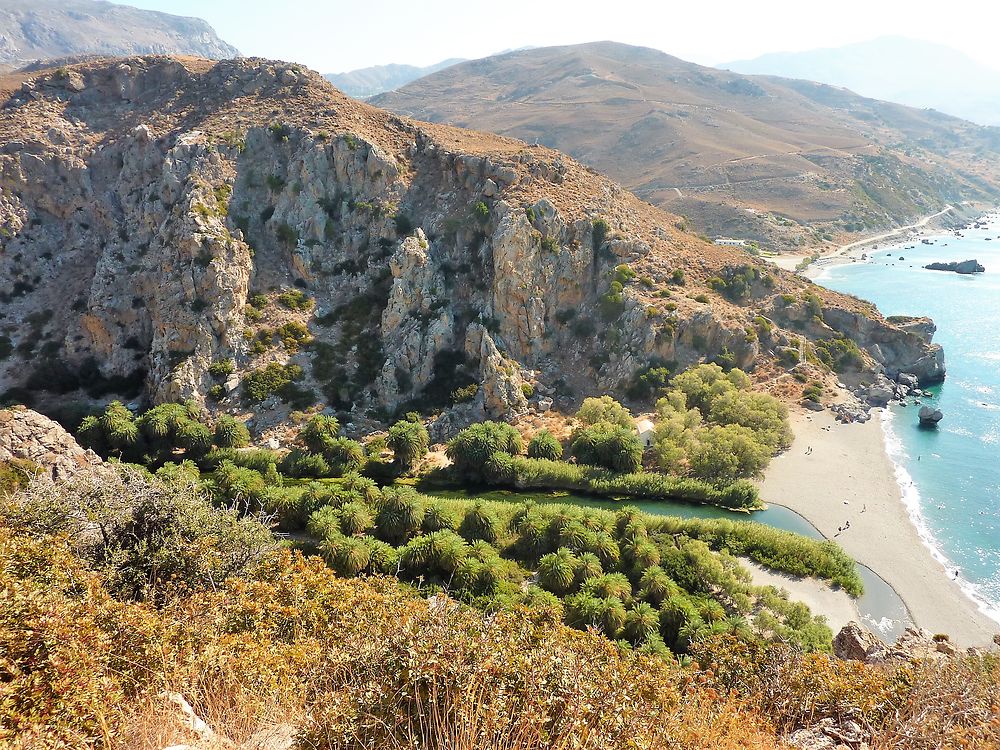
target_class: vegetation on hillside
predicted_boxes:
[1,469,996,749]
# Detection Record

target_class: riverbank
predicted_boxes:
[768,205,957,278]
[759,408,999,647]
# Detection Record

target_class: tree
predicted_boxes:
[537,548,578,595]
[214,415,250,448]
[527,429,563,460]
[687,424,771,485]
[623,602,660,645]
[300,414,341,454]
[446,421,524,482]
[576,396,633,428]
[570,422,643,473]
[387,419,429,473]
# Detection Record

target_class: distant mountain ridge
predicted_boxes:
[324,58,464,99]
[0,0,239,69]
[374,41,1000,251]
[723,36,1000,126]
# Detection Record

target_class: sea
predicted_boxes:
[814,212,1000,625]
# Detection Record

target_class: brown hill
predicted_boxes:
[373,41,1000,251]
[0,56,940,435]
[0,0,239,70]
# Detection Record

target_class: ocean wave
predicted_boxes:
[880,410,1000,625]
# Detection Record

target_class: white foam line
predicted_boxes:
[879,409,1000,625]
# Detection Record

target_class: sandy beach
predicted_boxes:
[759,409,999,647]
[768,204,956,278]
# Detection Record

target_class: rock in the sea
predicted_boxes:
[924,259,985,274]
[918,405,943,427]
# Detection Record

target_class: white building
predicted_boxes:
[634,418,656,448]
[714,238,747,247]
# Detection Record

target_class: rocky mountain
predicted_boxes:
[0,57,943,437]
[724,36,1000,127]
[0,0,238,69]
[373,41,1000,252]
[325,58,465,99]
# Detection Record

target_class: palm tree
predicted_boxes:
[338,501,373,536]
[422,501,459,532]
[637,566,680,606]
[458,501,500,544]
[537,548,578,594]
[574,552,603,586]
[623,602,660,645]
[375,487,424,544]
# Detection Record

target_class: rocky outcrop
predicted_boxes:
[820,308,945,384]
[918,405,943,426]
[0,406,102,480]
[833,621,888,662]
[0,56,951,437]
[834,621,975,663]
[924,259,985,274]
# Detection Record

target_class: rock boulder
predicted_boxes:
[0,406,103,481]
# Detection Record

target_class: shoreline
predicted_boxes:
[759,408,999,648]
[768,204,959,278]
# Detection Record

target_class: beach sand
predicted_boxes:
[759,409,999,648]
[744,560,862,634]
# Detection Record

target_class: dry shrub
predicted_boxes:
[0,526,780,750]
[693,634,1000,749]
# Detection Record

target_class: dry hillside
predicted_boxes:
[374,41,1000,251]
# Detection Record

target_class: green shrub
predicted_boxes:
[576,396,633,428]
[451,383,479,404]
[242,363,304,403]
[570,423,643,473]
[208,358,235,379]
[277,288,314,311]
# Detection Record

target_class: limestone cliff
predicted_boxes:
[0,57,945,436]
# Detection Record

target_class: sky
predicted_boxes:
[115,0,1000,74]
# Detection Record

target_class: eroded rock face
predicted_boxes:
[821,308,946,384]
[0,56,950,437]
[0,406,103,480]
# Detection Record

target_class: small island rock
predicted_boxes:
[924,259,985,274]
[918,405,944,426]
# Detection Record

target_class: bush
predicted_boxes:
[208,358,235,378]
[279,448,331,479]
[1,467,274,601]
[242,363,304,402]
[277,288,314,311]
[527,429,563,460]
[570,422,643,473]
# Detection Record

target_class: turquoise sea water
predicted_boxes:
[816,214,1000,624]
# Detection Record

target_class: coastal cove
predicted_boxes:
[803,213,1000,644]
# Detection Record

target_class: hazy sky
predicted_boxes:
[115,0,1000,74]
